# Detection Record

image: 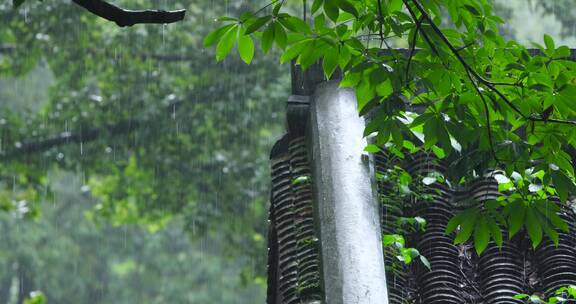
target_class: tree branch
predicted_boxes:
[405,16,424,84]
[0,44,16,54]
[1,120,139,160]
[71,0,185,27]
[403,1,440,57]
[466,69,500,164]
[1,100,184,160]
[407,0,576,126]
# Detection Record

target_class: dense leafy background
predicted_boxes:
[1,0,288,302]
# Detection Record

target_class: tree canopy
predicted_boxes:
[207,0,576,255]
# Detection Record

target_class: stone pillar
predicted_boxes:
[308,80,389,304]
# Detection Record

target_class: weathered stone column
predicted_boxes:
[308,80,389,304]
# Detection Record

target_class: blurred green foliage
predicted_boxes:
[1,0,288,301]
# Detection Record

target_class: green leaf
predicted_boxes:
[280,40,309,64]
[419,255,431,271]
[272,2,282,15]
[376,79,393,99]
[340,71,361,88]
[237,32,255,64]
[534,201,569,232]
[463,4,480,16]
[204,24,235,47]
[551,170,576,202]
[399,248,420,264]
[261,24,275,54]
[411,113,433,127]
[215,25,238,61]
[487,216,503,248]
[431,146,445,159]
[278,16,311,33]
[553,45,571,59]
[273,22,287,49]
[525,208,543,249]
[474,216,490,255]
[544,34,555,52]
[355,80,375,113]
[446,213,464,234]
[414,216,427,230]
[542,222,559,246]
[364,144,380,153]
[338,0,358,18]
[245,16,272,34]
[323,1,339,22]
[508,202,526,238]
[383,234,405,248]
[322,49,339,79]
[292,175,311,185]
[23,292,45,304]
[311,0,323,14]
[423,119,439,148]
[455,211,477,244]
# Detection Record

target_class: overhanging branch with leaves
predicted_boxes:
[70,0,185,27]
[203,0,576,256]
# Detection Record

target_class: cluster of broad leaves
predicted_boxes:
[382,233,431,270]
[206,0,576,253]
[516,285,576,303]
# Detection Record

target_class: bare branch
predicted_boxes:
[72,0,185,27]
[0,44,16,54]
[1,120,139,160]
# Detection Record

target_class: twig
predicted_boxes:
[407,0,576,126]
[455,41,475,52]
[531,117,576,125]
[458,265,484,300]
[405,16,424,83]
[253,0,281,16]
[468,69,500,164]
[403,0,503,162]
[407,0,524,115]
[376,0,385,49]
[402,1,439,57]
[72,0,185,27]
